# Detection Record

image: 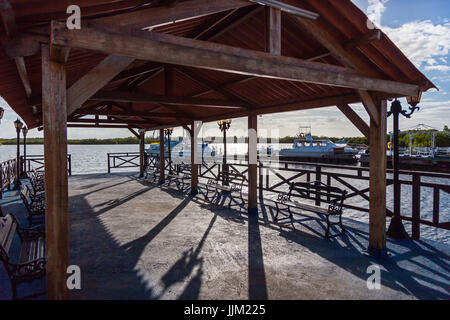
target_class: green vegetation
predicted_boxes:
[1,126,448,147]
[0,137,160,145]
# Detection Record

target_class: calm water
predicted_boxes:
[1,143,448,243]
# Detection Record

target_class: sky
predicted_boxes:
[0,0,449,140]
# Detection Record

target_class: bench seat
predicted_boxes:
[0,214,45,299]
[275,181,347,238]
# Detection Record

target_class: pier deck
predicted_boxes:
[1,173,449,300]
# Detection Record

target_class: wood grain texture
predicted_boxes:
[42,44,69,300]
[51,21,420,96]
[369,99,387,251]
[336,103,370,138]
[248,114,257,213]
[67,55,134,115]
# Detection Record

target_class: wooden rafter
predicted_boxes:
[90,90,245,109]
[66,54,134,115]
[336,103,370,138]
[51,21,419,97]
[95,0,251,30]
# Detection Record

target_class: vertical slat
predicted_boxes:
[42,44,69,300]
[139,130,145,177]
[411,174,421,240]
[315,166,321,206]
[190,122,198,195]
[368,99,387,254]
[433,187,440,225]
[258,162,263,198]
[159,129,165,183]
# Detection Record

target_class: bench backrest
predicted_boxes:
[0,214,18,264]
[218,170,247,185]
[177,163,192,175]
[20,185,33,207]
[288,181,347,203]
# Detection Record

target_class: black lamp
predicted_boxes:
[13,118,23,189]
[0,106,4,124]
[22,126,28,177]
[218,119,232,185]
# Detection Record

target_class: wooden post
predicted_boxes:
[159,129,165,183]
[42,44,69,299]
[190,122,198,195]
[368,99,387,256]
[248,114,258,215]
[265,7,281,55]
[139,130,145,177]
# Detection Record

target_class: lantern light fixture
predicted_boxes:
[407,90,422,108]
[14,118,23,131]
[22,126,28,137]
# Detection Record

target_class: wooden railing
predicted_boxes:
[143,155,450,240]
[0,158,18,199]
[21,154,72,176]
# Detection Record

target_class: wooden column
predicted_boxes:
[368,99,387,255]
[159,129,165,183]
[42,44,69,299]
[248,114,258,215]
[139,130,145,177]
[265,7,281,55]
[190,122,199,195]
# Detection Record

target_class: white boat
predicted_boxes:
[146,138,220,163]
[279,133,358,163]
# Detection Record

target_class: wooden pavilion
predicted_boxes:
[0,0,435,299]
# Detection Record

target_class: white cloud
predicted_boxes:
[424,65,450,72]
[382,20,450,69]
[367,0,389,27]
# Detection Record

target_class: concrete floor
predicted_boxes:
[1,172,449,299]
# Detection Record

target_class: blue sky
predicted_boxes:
[0,0,449,139]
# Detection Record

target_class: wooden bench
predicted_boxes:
[167,163,192,192]
[0,213,45,299]
[28,169,45,194]
[20,185,45,224]
[274,181,347,238]
[201,170,248,207]
[144,163,160,183]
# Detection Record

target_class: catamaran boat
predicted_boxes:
[171,139,219,163]
[146,137,181,157]
[279,132,358,164]
[146,138,219,163]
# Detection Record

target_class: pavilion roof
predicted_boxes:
[0,0,436,130]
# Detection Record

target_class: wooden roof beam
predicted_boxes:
[75,109,192,120]
[52,21,420,97]
[307,29,382,62]
[66,54,134,115]
[336,103,370,138]
[90,91,246,109]
[0,0,34,101]
[95,0,252,30]
[249,0,318,20]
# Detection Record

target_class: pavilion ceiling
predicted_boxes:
[0,0,436,130]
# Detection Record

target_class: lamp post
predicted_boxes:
[218,119,232,186]
[0,106,4,124]
[164,128,174,174]
[22,126,28,177]
[386,92,421,240]
[13,118,23,189]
